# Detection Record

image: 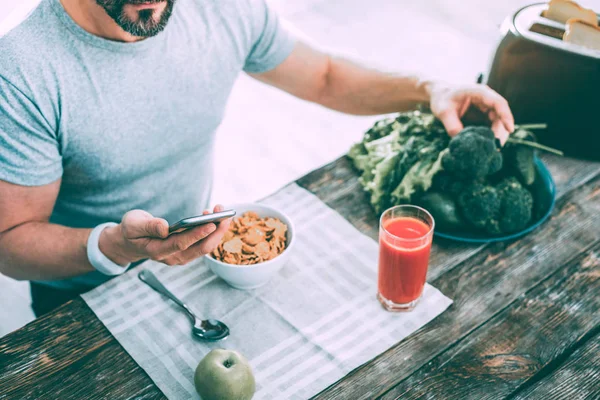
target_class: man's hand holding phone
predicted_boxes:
[98,205,233,266]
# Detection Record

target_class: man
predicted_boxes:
[0,0,514,316]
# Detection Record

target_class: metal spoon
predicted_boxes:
[138,269,229,341]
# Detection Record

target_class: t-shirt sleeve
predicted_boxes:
[0,76,63,186]
[243,0,296,74]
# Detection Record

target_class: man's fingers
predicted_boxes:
[174,208,232,263]
[152,204,232,265]
[177,225,228,262]
[216,216,232,236]
[438,109,464,136]
[213,204,233,236]
[163,225,231,266]
[491,118,509,146]
[122,210,169,239]
[202,216,232,253]
[147,223,217,258]
[160,255,184,266]
[473,89,515,135]
[433,84,514,143]
[500,111,515,135]
[163,224,230,265]
[212,204,232,234]
[489,96,514,134]
[166,223,217,252]
[145,218,170,238]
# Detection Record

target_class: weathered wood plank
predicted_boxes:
[379,245,600,399]
[0,299,165,400]
[511,331,600,400]
[310,172,600,399]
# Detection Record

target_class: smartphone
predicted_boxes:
[169,210,236,233]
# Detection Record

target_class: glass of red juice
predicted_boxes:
[377,205,434,312]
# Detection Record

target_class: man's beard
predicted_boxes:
[96,0,176,38]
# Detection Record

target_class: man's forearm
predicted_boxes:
[316,56,433,115]
[253,42,435,116]
[0,222,94,281]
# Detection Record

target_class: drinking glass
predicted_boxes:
[377,205,435,312]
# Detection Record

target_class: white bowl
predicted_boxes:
[203,203,295,290]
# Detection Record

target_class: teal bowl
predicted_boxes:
[435,158,556,243]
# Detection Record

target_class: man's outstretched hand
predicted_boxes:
[427,82,515,145]
[99,205,232,267]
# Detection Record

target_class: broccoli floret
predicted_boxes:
[457,178,534,235]
[457,182,501,231]
[432,171,469,197]
[442,126,503,180]
[496,177,534,233]
[485,219,503,235]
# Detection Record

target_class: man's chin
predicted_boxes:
[99,0,175,38]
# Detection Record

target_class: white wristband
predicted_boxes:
[87,222,131,276]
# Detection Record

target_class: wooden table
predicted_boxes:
[1,154,599,400]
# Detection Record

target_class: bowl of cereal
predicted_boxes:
[204,203,295,290]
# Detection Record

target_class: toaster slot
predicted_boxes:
[530,23,565,39]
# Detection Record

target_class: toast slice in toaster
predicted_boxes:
[564,18,600,50]
[542,0,598,25]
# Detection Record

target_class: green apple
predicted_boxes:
[194,349,256,400]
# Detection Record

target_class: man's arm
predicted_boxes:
[250,41,514,143]
[250,42,430,115]
[0,179,231,281]
[0,179,95,280]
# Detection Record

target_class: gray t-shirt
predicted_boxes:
[0,0,295,289]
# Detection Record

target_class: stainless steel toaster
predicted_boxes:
[483,3,599,160]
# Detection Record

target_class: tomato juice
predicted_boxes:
[377,208,434,311]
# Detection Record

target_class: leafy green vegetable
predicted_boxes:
[390,149,446,205]
[348,142,369,172]
[366,152,401,212]
[363,118,398,143]
[347,110,450,213]
[508,124,563,156]
[347,111,559,237]
[503,129,536,185]
[364,129,401,156]
[358,153,384,191]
